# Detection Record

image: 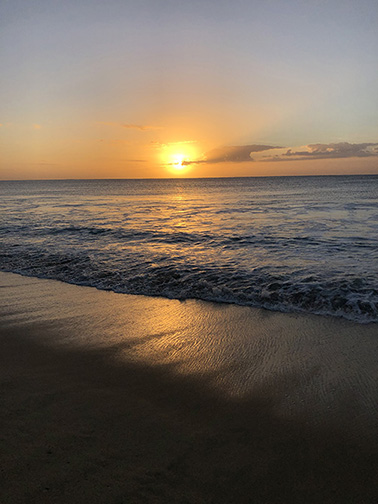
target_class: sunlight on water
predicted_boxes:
[1,176,377,322]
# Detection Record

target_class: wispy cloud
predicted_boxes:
[122,123,161,131]
[151,140,198,149]
[96,121,161,131]
[97,139,132,146]
[123,159,147,163]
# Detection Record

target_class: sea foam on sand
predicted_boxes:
[1,271,378,503]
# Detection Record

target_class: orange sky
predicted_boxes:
[1,0,378,179]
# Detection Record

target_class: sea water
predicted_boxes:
[1,176,377,323]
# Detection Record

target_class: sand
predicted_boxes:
[1,271,378,503]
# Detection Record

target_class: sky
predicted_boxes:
[1,0,378,179]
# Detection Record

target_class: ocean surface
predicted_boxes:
[1,176,377,323]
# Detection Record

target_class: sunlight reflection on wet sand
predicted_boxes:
[2,271,378,435]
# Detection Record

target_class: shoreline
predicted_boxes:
[1,271,378,502]
[1,268,376,326]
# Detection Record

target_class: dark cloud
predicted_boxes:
[274,142,378,161]
[184,144,280,165]
[184,141,378,166]
[103,137,372,164]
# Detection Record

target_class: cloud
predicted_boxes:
[256,142,378,162]
[96,121,161,131]
[124,159,147,163]
[184,144,281,165]
[185,141,378,165]
[282,142,378,160]
[121,123,161,131]
[97,139,132,146]
[151,140,198,149]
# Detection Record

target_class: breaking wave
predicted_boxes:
[1,176,377,323]
[1,247,377,323]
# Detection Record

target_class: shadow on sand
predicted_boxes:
[1,323,378,504]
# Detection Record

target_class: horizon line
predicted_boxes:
[1,173,378,183]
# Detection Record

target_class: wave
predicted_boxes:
[2,224,378,254]
[1,248,377,324]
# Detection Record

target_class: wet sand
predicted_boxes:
[1,271,378,503]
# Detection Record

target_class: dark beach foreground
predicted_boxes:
[1,272,378,503]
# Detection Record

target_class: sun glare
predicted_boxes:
[159,141,199,176]
[172,154,185,170]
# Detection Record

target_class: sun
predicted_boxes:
[172,154,186,170]
[159,141,199,175]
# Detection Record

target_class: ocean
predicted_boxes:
[1,175,377,323]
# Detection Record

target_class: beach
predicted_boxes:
[2,0,378,500]
[1,271,378,503]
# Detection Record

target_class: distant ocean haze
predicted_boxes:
[1,176,377,323]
